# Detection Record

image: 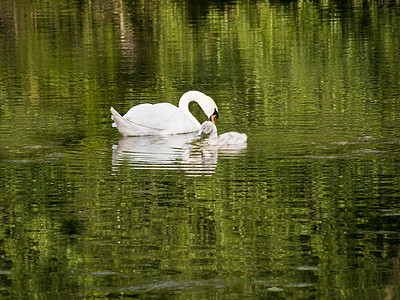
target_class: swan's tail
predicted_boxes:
[110,107,133,136]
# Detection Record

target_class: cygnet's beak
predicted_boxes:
[199,131,205,139]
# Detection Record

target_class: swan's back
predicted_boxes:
[111,103,198,136]
[124,103,198,134]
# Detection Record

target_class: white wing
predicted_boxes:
[111,103,199,136]
[218,132,248,145]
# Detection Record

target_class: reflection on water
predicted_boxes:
[112,133,198,166]
[111,133,247,175]
[1,0,400,298]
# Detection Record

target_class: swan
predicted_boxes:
[110,91,219,136]
[200,121,247,146]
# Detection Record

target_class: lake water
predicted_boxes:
[1,0,400,298]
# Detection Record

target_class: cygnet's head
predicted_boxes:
[200,121,215,134]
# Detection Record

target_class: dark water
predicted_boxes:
[1,0,400,298]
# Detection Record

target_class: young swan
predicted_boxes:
[200,121,247,146]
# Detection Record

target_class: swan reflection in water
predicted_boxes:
[111,133,246,176]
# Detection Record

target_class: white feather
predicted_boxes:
[200,121,247,146]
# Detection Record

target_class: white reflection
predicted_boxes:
[111,133,246,176]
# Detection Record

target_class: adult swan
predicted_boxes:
[110,91,219,136]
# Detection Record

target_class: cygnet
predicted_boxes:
[200,121,247,146]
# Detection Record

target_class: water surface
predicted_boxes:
[1,0,400,298]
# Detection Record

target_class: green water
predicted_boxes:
[1,0,400,298]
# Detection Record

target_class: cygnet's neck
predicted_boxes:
[208,123,219,145]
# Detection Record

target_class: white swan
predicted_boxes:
[200,121,247,146]
[110,91,219,136]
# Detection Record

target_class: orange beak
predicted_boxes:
[209,108,219,123]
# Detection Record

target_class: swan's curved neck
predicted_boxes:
[179,91,216,128]
[179,99,201,127]
[178,92,202,127]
